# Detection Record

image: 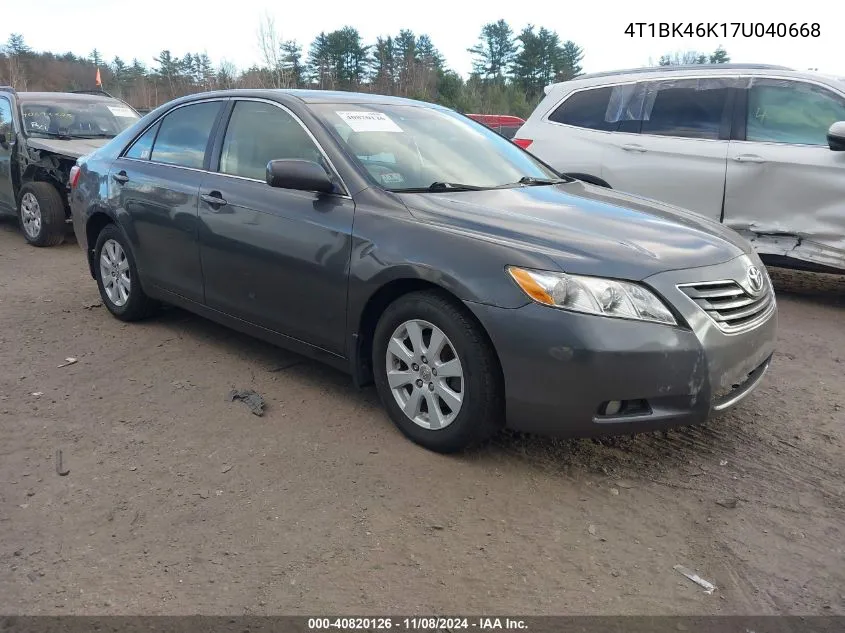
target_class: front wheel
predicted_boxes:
[372,290,504,453]
[18,182,67,247]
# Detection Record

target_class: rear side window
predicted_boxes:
[746,80,845,145]
[125,122,160,160]
[548,87,614,131]
[149,102,221,169]
[641,82,729,139]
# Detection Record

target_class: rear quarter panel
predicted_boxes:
[519,87,607,177]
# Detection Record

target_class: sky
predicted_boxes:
[4,0,839,78]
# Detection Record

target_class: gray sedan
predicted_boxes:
[69,89,777,453]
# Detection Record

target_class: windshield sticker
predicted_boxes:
[379,172,404,185]
[336,111,402,133]
[107,105,137,118]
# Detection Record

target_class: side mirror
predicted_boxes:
[827,121,845,151]
[266,159,335,193]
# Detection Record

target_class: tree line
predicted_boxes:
[1,26,731,117]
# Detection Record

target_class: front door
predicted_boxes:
[0,96,15,213]
[110,99,225,303]
[724,78,845,267]
[198,99,354,355]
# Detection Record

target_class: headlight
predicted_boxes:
[507,266,677,326]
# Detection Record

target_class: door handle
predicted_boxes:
[112,171,129,184]
[734,154,766,164]
[201,192,227,207]
[620,144,647,153]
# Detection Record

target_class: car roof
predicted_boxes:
[17,91,119,103]
[544,64,845,94]
[166,88,441,108]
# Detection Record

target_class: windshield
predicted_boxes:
[20,99,139,139]
[311,104,560,191]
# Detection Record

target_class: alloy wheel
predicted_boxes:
[385,319,464,430]
[20,193,42,239]
[100,239,131,307]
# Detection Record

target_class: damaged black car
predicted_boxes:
[0,88,140,246]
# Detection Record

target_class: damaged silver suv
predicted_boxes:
[0,87,139,246]
[515,64,845,273]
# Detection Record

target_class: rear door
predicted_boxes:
[601,78,733,221]
[0,95,15,212]
[109,99,225,303]
[198,99,354,355]
[724,78,845,266]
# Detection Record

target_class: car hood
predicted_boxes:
[26,137,111,160]
[397,180,751,281]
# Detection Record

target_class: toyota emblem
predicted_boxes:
[747,266,764,294]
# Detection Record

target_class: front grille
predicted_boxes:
[679,279,774,333]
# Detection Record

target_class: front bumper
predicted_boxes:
[466,254,777,438]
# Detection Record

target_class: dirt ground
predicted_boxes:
[1,218,844,616]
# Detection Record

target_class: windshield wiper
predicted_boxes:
[29,131,73,140]
[386,181,489,193]
[428,181,487,191]
[70,133,115,139]
[503,176,570,187]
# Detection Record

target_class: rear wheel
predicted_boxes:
[93,224,158,321]
[372,291,503,453]
[18,182,66,247]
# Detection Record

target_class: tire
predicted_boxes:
[18,182,67,247]
[372,290,504,453]
[93,223,158,321]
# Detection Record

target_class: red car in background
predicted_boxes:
[465,114,525,140]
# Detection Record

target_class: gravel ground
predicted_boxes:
[1,219,843,615]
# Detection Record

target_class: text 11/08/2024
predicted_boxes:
[624,22,820,38]
[307,617,527,630]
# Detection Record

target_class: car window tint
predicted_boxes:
[220,101,323,181]
[125,122,160,160]
[0,97,13,135]
[746,81,845,145]
[150,102,221,169]
[640,82,728,139]
[548,87,614,131]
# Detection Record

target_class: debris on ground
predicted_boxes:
[716,498,738,509]
[719,459,728,466]
[221,465,233,474]
[57,357,77,368]
[31,392,43,397]
[83,300,103,310]
[587,524,597,536]
[673,564,716,594]
[55,449,69,476]
[227,389,265,416]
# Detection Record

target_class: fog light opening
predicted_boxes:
[598,399,650,417]
[603,400,622,416]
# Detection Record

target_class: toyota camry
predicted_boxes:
[69,89,777,453]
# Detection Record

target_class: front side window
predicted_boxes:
[219,101,323,181]
[150,102,221,169]
[746,80,845,145]
[312,104,559,191]
[19,98,138,139]
[640,80,729,140]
